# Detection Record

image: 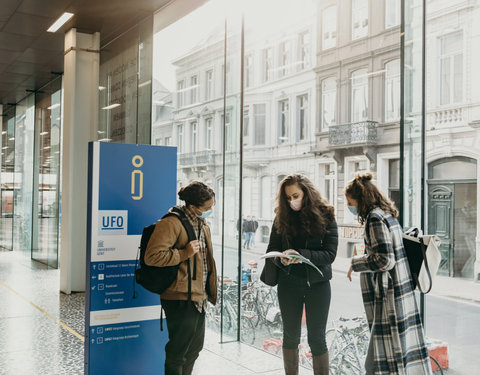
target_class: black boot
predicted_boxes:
[182,360,195,375]
[312,352,329,375]
[165,361,183,375]
[282,348,299,375]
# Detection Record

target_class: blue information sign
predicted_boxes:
[85,142,177,375]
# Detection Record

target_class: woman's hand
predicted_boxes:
[280,249,301,266]
[185,240,200,258]
[347,265,353,282]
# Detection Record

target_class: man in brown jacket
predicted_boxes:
[145,181,217,375]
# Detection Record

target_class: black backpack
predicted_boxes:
[134,207,197,298]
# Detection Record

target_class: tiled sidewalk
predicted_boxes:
[0,250,310,375]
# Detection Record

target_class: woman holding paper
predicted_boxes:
[345,173,431,375]
[263,174,338,375]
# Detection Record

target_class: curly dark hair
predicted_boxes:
[344,172,398,224]
[178,180,215,207]
[274,174,335,238]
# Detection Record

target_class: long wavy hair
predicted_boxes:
[344,172,398,224]
[274,174,335,238]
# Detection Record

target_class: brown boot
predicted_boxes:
[282,348,299,375]
[312,352,329,375]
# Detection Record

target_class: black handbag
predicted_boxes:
[402,228,441,294]
[260,258,279,286]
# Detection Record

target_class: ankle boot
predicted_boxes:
[312,352,329,375]
[282,348,299,375]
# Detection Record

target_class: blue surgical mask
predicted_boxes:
[348,205,358,216]
[197,209,213,219]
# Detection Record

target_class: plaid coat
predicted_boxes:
[351,208,431,375]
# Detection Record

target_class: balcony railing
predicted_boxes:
[328,121,378,148]
[179,150,215,166]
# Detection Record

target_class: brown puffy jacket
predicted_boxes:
[144,215,217,304]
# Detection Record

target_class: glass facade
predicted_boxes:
[0,77,63,266]
[150,0,480,373]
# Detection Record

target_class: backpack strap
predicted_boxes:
[164,208,197,301]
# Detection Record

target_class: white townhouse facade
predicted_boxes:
[152,0,480,280]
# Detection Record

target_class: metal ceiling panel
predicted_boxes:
[0,0,21,22]
[3,12,52,37]
[0,32,35,52]
[0,0,173,105]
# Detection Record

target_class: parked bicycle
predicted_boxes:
[326,316,369,375]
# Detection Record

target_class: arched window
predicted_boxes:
[429,157,476,180]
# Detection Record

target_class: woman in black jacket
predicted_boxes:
[266,174,338,375]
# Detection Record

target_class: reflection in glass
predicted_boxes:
[98,16,153,144]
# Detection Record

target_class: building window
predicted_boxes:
[278,100,289,144]
[190,121,197,152]
[440,32,463,106]
[319,163,336,205]
[322,6,337,50]
[298,31,310,70]
[385,0,400,28]
[221,63,231,95]
[177,124,184,153]
[155,138,162,145]
[243,106,250,144]
[245,54,253,88]
[351,69,368,122]
[223,111,233,151]
[177,80,184,108]
[263,48,273,82]
[254,104,266,145]
[190,75,198,104]
[385,59,400,122]
[205,118,213,150]
[322,77,337,129]
[296,94,308,141]
[205,70,213,101]
[352,0,368,40]
[279,41,290,77]
[345,156,369,222]
[389,159,400,210]
[164,136,171,146]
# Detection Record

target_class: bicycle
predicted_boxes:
[326,316,369,375]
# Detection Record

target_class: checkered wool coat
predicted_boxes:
[351,208,432,375]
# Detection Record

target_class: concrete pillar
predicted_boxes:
[60,29,100,293]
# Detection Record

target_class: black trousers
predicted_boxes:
[161,299,205,375]
[277,273,331,356]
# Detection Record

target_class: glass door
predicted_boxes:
[1,107,15,251]
[31,78,62,268]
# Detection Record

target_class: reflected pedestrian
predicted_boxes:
[345,173,431,374]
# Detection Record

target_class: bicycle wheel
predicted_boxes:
[240,316,256,345]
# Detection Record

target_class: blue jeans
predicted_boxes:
[244,232,254,248]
